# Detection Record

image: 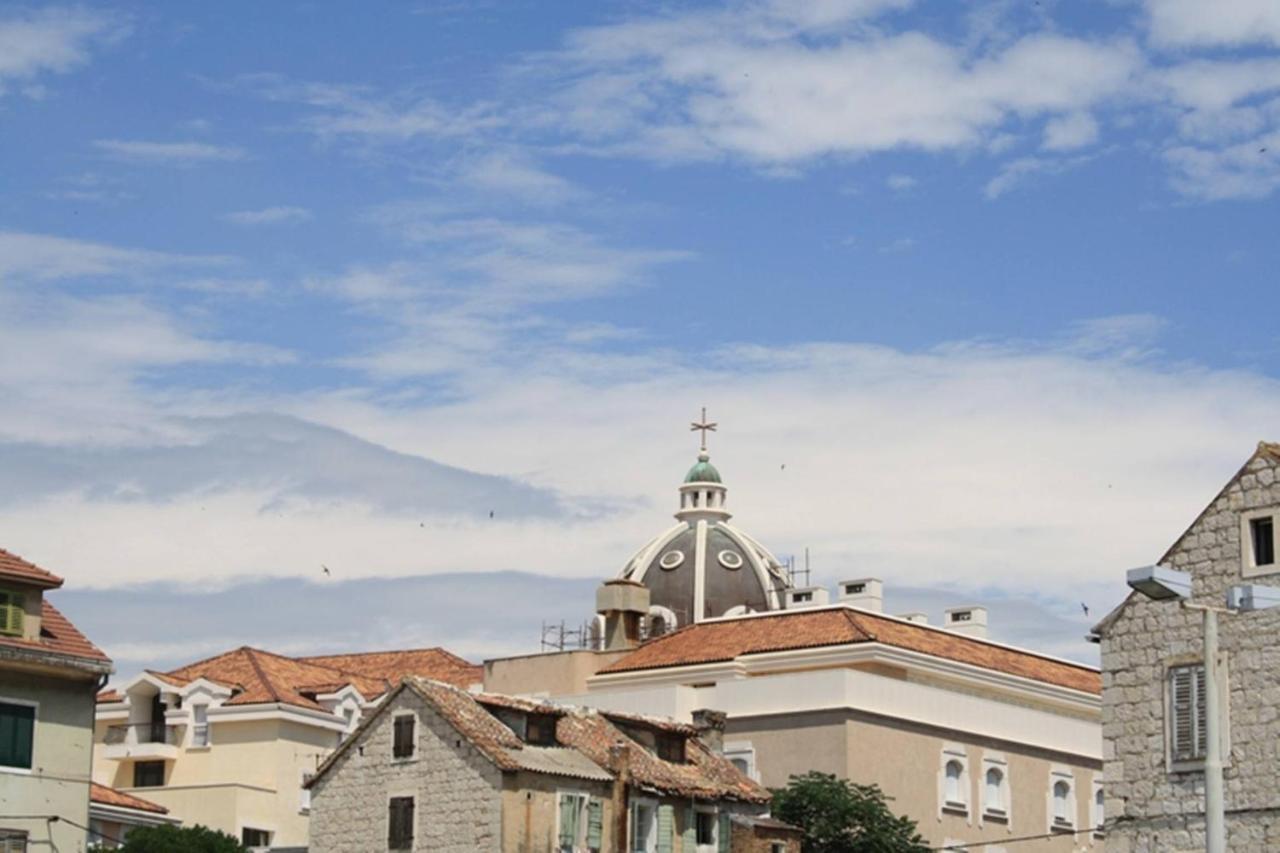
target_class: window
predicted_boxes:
[388,796,415,850]
[846,582,866,595]
[392,714,416,758]
[526,713,558,746]
[951,610,972,623]
[984,767,1005,815]
[0,701,35,770]
[938,748,969,815]
[241,827,271,848]
[1093,784,1105,833]
[133,760,165,787]
[793,592,812,603]
[0,830,27,853]
[944,761,965,807]
[191,704,209,747]
[695,811,715,845]
[1169,664,1209,762]
[655,732,685,763]
[0,591,23,637]
[1252,516,1275,567]
[300,771,315,812]
[1242,509,1279,576]
[632,800,657,853]
[557,792,602,853]
[1052,780,1073,826]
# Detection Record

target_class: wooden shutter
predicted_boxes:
[1170,665,1207,762]
[586,797,603,849]
[559,794,579,849]
[682,806,696,849]
[0,592,23,637]
[1194,666,1208,758]
[657,804,674,853]
[388,797,414,849]
[0,702,35,770]
[393,715,415,758]
[718,813,731,853]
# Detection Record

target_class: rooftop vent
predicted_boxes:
[943,606,988,639]
[838,578,883,613]
[898,612,928,625]
[785,587,829,609]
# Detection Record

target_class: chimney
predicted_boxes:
[838,578,883,612]
[898,612,928,625]
[943,606,988,639]
[596,579,651,651]
[607,742,631,847]
[691,708,727,755]
[785,587,829,609]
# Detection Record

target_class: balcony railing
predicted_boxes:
[104,722,181,746]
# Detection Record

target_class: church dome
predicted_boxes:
[617,439,792,632]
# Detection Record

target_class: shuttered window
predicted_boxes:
[388,796,414,850]
[0,702,34,770]
[0,830,28,853]
[1169,664,1209,762]
[656,804,675,853]
[0,591,24,637]
[392,715,415,758]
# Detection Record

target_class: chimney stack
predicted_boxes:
[691,708,727,755]
[838,578,883,612]
[943,606,988,639]
[898,612,928,625]
[596,579,651,651]
[785,587,829,609]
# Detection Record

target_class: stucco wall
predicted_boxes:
[1102,449,1280,851]
[0,669,97,853]
[484,649,629,697]
[499,770,614,853]
[309,689,503,853]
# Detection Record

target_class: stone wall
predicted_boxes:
[310,689,503,853]
[1101,446,1280,851]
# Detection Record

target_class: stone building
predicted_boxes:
[0,547,113,853]
[306,676,797,852]
[1094,441,1280,851]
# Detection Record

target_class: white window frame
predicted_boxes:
[1165,659,1231,773]
[555,789,591,853]
[299,769,314,813]
[630,796,658,853]
[1047,767,1076,832]
[1090,776,1104,836]
[724,740,758,782]
[693,805,719,853]
[980,753,1010,828]
[0,695,37,775]
[937,744,970,820]
[190,702,211,748]
[1241,507,1280,577]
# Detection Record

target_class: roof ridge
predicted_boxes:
[162,645,255,677]
[242,648,285,704]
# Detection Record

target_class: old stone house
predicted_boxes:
[1094,441,1280,850]
[306,676,798,853]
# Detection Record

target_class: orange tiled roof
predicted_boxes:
[601,607,1101,695]
[301,647,481,689]
[0,547,64,588]
[0,600,111,665]
[91,782,169,814]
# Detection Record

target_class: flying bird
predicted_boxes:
[1080,602,1090,617]
[489,510,495,519]
[780,463,786,470]
[321,564,331,576]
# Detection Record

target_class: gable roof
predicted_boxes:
[0,599,111,666]
[0,547,64,589]
[600,606,1101,695]
[91,782,169,815]
[310,677,770,804]
[300,648,481,689]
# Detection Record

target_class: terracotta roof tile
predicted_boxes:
[91,782,169,814]
[0,548,63,588]
[300,648,481,689]
[0,600,111,665]
[160,647,390,712]
[601,607,1100,695]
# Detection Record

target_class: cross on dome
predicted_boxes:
[690,406,718,453]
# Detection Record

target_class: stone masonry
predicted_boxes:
[309,688,503,853]
[1100,444,1280,852]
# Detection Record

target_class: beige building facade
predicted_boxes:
[1096,442,1280,851]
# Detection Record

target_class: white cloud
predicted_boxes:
[984,155,1089,199]
[456,150,585,205]
[222,206,313,226]
[1043,111,1099,150]
[1146,0,1280,49]
[0,231,226,282]
[93,139,248,164]
[1164,130,1280,200]
[886,173,917,191]
[0,7,120,95]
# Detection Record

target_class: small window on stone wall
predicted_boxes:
[1242,509,1279,576]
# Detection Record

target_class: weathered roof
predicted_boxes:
[310,677,770,804]
[90,782,169,815]
[301,647,481,689]
[0,599,111,666]
[0,547,64,589]
[601,606,1101,695]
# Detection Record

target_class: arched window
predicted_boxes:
[1094,786,1104,829]
[984,767,1004,813]
[944,760,964,805]
[1053,780,1072,824]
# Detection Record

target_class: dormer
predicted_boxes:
[0,581,43,643]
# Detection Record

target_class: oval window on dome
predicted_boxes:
[658,550,685,570]
[717,549,744,570]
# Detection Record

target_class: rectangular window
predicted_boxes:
[192,704,209,747]
[526,714,558,746]
[794,592,812,602]
[300,771,314,811]
[0,702,34,770]
[632,801,657,853]
[0,830,28,853]
[1252,517,1275,567]
[558,793,601,852]
[0,591,24,637]
[241,828,271,848]
[1169,664,1209,762]
[133,760,165,788]
[392,714,415,758]
[388,796,414,850]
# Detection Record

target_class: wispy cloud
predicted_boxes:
[0,6,123,96]
[93,139,248,164]
[222,206,313,226]
[1144,0,1280,49]
[0,231,227,283]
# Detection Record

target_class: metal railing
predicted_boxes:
[104,722,180,745]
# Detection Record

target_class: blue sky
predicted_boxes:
[4,0,1280,672]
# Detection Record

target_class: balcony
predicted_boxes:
[102,722,182,760]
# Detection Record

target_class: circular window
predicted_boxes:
[717,549,744,570]
[658,550,685,570]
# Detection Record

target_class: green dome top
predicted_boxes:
[684,452,722,484]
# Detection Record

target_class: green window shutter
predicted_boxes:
[682,806,696,850]
[559,794,579,848]
[657,805,674,853]
[0,592,23,637]
[718,813,730,853]
[0,702,35,770]
[586,797,603,849]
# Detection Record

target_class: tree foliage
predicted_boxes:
[772,771,929,853]
[112,824,247,853]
